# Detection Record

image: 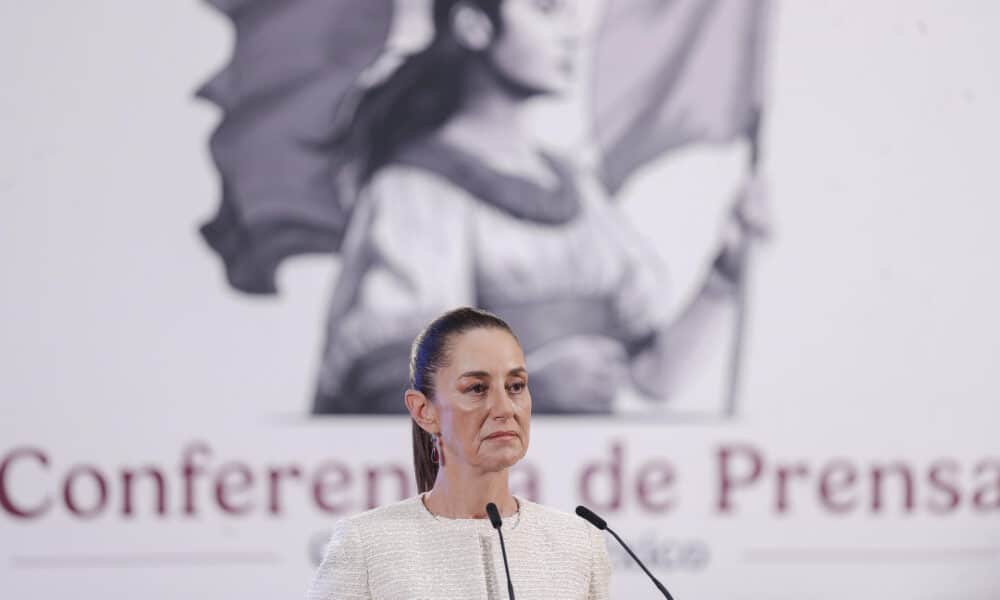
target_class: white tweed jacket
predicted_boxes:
[306,495,612,600]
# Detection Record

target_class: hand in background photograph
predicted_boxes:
[713,173,772,286]
[526,334,630,414]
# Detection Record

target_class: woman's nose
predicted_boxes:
[489,387,515,419]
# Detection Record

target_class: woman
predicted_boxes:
[312,0,767,414]
[307,307,612,599]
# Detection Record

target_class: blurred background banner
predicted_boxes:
[592,0,770,193]
[2,1,1000,599]
[196,0,394,295]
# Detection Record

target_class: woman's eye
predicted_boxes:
[468,383,487,395]
[507,381,526,394]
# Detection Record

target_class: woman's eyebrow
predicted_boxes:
[458,370,490,379]
[457,367,527,379]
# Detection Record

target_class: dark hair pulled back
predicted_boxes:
[337,0,504,183]
[409,306,516,493]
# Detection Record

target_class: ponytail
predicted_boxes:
[412,422,438,494]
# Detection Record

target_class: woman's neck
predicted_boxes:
[425,464,518,519]
[435,72,559,189]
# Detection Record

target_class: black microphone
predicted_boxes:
[485,502,516,600]
[576,505,675,600]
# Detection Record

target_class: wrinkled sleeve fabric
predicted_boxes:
[307,519,371,600]
[314,167,476,413]
[587,522,613,600]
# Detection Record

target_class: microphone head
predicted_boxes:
[485,502,503,529]
[575,505,607,530]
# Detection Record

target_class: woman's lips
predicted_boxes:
[484,431,518,441]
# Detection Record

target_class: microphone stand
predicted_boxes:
[576,505,675,600]
[486,502,516,600]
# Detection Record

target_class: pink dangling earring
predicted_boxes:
[431,433,445,466]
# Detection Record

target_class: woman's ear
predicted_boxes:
[450,2,495,51]
[405,389,439,433]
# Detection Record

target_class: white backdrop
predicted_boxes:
[2,1,1000,599]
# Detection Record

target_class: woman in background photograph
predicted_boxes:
[310,0,768,414]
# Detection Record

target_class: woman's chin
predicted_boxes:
[480,449,526,472]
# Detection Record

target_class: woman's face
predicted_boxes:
[486,0,578,96]
[433,327,531,473]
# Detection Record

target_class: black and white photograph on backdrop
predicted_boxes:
[198,0,772,416]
